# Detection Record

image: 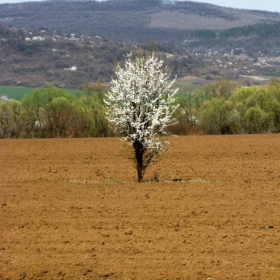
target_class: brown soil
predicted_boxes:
[1,135,280,279]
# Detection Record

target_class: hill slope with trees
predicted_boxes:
[0,0,280,89]
[0,0,280,55]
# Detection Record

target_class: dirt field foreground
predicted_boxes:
[1,135,280,279]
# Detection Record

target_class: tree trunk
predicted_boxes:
[133,139,144,182]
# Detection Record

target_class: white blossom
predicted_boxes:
[105,53,178,181]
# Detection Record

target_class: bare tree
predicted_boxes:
[105,53,177,182]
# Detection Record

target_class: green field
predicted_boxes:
[0,86,34,101]
[0,86,79,101]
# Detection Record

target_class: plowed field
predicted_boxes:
[1,135,280,279]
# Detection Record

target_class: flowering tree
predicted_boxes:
[105,53,178,182]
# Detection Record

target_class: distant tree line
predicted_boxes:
[1,79,280,138]
[0,82,110,138]
[171,79,280,135]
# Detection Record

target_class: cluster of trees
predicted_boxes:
[192,22,280,39]
[1,79,280,138]
[173,79,280,135]
[219,22,280,38]
[0,83,110,138]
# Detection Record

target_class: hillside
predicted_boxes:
[1,0,280,51]
[0,0,280,88]
[0,25,203,88]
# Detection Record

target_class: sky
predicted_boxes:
[0,0,279,13]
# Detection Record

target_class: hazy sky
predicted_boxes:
[0,0,279,13]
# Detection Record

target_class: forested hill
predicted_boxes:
[1,0,280,88]
[0,0,280,51]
